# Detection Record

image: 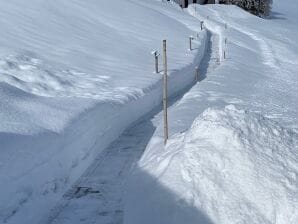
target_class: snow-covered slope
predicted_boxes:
[0,0,200,100]
[1,0,297,223]
[0,1,208,223]
[125,1,298,224]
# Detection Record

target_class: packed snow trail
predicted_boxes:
[40,28,220,224]
[40,119,154,224]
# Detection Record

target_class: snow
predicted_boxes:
[0,0,207,223]
[125,1,298,224]
[126,105,298,224]
[1,0,297,223]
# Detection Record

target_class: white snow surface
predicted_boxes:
[0,0,208,223]
[1,0,297,223]
[126,106,298,224]
[125,1,298,224]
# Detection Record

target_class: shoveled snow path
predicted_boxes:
[40,118,154,224]
[40,31,220,224]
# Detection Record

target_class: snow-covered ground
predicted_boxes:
[0,1,208,223]
[125,1,298,224]
[1,0,297,223]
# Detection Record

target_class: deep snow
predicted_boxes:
[0,0,297,223]
[126,106,298,224]
[0,0,207,223]
[125,1,298,224]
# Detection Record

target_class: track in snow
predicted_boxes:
[41,119,154,224]
[200,31,221,81]
[41,31,220,224]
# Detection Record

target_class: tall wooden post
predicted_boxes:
[162,40,168,145]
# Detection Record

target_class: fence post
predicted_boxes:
[200,21,204,31]
[162,40,168,145]
[152,51,160,73]
[195,66,199,82]
[189,36,194,51]
[155,53,159,73]
[224,38,227,59]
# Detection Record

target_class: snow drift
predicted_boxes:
[125,105,298,224]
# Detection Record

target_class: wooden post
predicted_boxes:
[189,36,193,51]
[200,21,204,31]
[195,66,199,82]
[224,38,227,59]
[152,51,160,73]
[155,53,159,73]
[162,40,168,145]
[152,51,159,73]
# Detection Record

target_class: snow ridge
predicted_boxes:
[127,105,298,224]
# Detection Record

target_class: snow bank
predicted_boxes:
[125,105,298,224]
[0,0,207,223]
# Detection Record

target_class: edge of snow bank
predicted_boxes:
[125,105,298,224]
